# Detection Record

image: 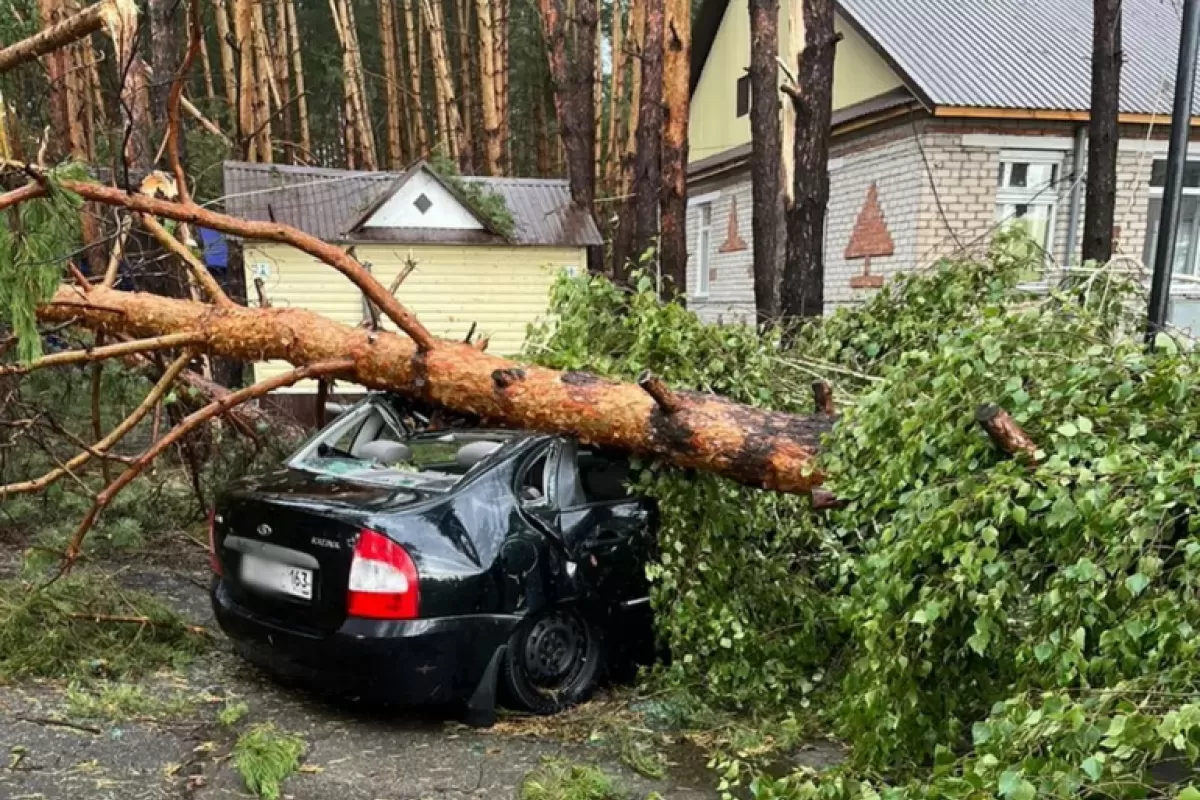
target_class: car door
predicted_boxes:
[554,443,653,605]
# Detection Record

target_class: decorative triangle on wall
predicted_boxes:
[719,196,748,253]
[845,182,894,289]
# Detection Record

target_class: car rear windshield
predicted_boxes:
[288,401,514,490]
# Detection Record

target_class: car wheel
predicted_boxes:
[501,606,603,714]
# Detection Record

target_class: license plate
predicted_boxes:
[241,554,313,600]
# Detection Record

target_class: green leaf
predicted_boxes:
[1081,755,1104,781]
[1125,573,1151,596]
[1178,786,1200,800]
[1057,421,1079,438]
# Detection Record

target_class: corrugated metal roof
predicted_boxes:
[221,162,602,247]
[837,0,1195,116]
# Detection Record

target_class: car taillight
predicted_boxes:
[347,529,419,619]
[207,510,223,576]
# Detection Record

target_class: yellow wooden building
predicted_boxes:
[222,161,600,392]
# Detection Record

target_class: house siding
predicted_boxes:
[687,172,756,324]
[244,242,584,390]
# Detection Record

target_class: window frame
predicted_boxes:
[1145,159,1200,278]
[694,201,713,298]
[736,74,750,118]
[995,150,1064,258]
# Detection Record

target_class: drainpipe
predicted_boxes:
[1064,126,1088,266]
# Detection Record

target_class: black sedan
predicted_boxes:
[209,394,656,723]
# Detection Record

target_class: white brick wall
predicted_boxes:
[685,120,1161,320]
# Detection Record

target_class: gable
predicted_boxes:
[688,0,904,165]
[359,168,485,231]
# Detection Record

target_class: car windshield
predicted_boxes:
[288,400,514,490]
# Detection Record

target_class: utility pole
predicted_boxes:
[1148,0,1200,342]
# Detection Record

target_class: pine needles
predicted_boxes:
[232,723,305,800]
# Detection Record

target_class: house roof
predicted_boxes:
[221,162,603,247]
[691,0,1199,118]
[340,159,503,237]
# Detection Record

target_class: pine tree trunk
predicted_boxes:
[611,0,643,278]
[659,0,689,299]
[538,0,598,268]
[342,0,377,169]
[422,0,467,163]
[284,0,310,159]
[272,0,293,161]
[403,0,429,155]
[629,0,662,272]
[535,90,550,175]
[1083,0,1121,264]
[213,0,238,119]
[604,0,624,186]
[748,0,782,321]
[780,0,836,321]
[456,0,475,173]
[250,0,274,162]
[232,0,256,159]
[379,0,405,168]
[475,0,502,174]
[495,0,509,166]
[149,0,182,126]
[198,13,216,102]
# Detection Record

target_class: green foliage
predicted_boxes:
[520,760,629,800]
[427,149,517,239]
[233,723,305,800]
[527,240,1200,800]
[66,681,197,720]
[0,164,88,361]
[217,700,250,726]
[0,574,208,681]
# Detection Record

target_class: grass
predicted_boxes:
[66,681,197,721]
[0,574,209,681]
[520,760,629,800]
[217,700,250,726]
[233,723,305,800]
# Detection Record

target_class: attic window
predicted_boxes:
[413,193,433,214]
[736,74,750,117]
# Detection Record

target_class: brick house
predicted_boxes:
[685,0,1200,334]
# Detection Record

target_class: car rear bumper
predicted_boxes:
[212,579,519,705]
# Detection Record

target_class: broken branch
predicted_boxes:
[0,0,134,74]
[637,371,683,415]
[812,381,834,415]
[138,213,232,306]
[976,404,1040,462]
[0,332,203,375]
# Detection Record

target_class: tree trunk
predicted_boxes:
[455,0,475,174]
[475,0,503,174]
[403,0,429,155]
[250,0,274,162]
[780,0,836,321]
[748,0,782,322]
[1082,0,1122,264]
[149,0,182,128]
[630,0,663,273]
[495,0,509,167]
[421,0,467,165]
[198,11,216,103]
[379,0,405,168]
[271,0,293,161]
[610,0,643,278]
[233,0,257,159]
[341,0,376,169]
[284,0,310,158]
[39,284,829,495]
[604,0,624,185]
[535,88,551,175]
[658,0,689,299]
[0,0,134,74]
[213,0,238,118]
[537,0,599,268]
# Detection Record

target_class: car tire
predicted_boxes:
[500,605,603,714]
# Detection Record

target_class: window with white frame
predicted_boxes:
[996,152,1062,254]
[695,202,712,297]
[1144,159,1200,277]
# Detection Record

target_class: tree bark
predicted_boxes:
[0,0,134,74]
[213,0,238,118]
[1082,0,1122,264]
[284,0,310,158]
[538,0,599,266]
[610,0,643,279]
[658,0,689,299]
[748,0,782,322]
[403,0,429,155]
[340,0,376,169]
[271,0,293,161]
[39,283,831,494]
[379,0,405,168]
[233,0,257,159]
[149,0,182,127]
[975,404,1040,462]
[455,0,475,174]
[422,0,467,163]
[630,0,663,273]
[475,0,503,174]
[780,0,836,322]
